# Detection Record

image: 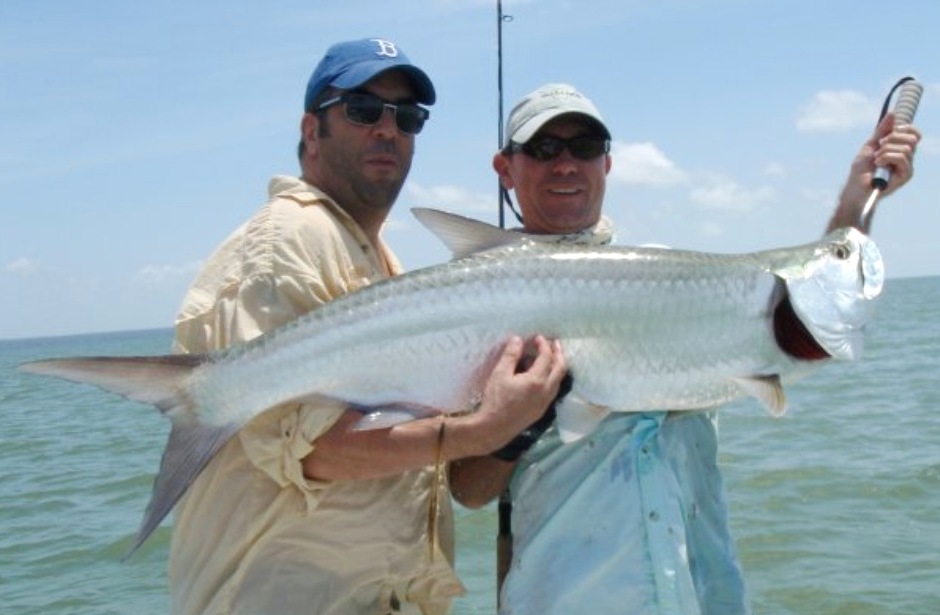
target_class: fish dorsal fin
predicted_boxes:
[554,396,611,442]
[411,207,523,259]
[731,375,788,417]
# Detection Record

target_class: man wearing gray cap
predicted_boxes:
[450,82,920,614]
[494,83,612,235]
[169,39,565,615]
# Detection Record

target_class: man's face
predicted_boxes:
[494,116,611,235]
[304,70,419,212]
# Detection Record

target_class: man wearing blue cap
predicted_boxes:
[169,38,566,615]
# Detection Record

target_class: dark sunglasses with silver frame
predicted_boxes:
[315,92,430,135]
[507,134,610,162]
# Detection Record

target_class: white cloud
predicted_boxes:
[795,90,878,133]
[798,187,837,209]
[929,82,940,102]
[132,261,203,285]
[688,174,775,212]
[700,221,725,238]
[919,135,940,156]
[434,0,535,7]
[5,257,38,277]
[405,181,495,214]
[609,141,687,186]
[763,162,787,178]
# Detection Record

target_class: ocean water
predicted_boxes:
[1,276,938,614]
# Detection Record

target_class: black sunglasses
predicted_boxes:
[316,92,430,135]
[508,135,610,162]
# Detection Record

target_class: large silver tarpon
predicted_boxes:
[19,209,884,554]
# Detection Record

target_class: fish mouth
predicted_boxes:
[773,294,830,361]
[778,228,882,362]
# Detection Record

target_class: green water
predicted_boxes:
[2,277,938,614]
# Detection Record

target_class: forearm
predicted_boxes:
[449,456,515,509]
[304,335,568,482]
[302,409,511,482]
[826,114,920,235]
[826,184,868,234]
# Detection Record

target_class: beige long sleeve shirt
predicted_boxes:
[169,176,463,615]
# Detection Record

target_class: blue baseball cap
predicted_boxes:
[304,38,436,111]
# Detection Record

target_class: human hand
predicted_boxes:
[469,335,567,455]
[490,372,572,461]
[839,112,921,208]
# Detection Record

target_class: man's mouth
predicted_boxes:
[548,187,581,195]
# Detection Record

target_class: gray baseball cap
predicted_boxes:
[503,83,610,148]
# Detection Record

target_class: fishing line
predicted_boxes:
[494,3,521,608]
[497,1,522,228]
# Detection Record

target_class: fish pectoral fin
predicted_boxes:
[554,396,611,442]
[350,402,441,431]
[732,375,788,417]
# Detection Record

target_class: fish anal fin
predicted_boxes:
[555,396,611,442]
[732,375,788,417]
[350,402,442,431]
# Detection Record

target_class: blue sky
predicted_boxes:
[2,0,938,340]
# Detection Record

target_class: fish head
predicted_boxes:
[778,227,884,361]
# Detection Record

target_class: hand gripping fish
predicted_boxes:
[19,208,884,555]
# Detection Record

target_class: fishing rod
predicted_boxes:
[859,77,923,230]
[496,1,513,608]
[497,0,511,229]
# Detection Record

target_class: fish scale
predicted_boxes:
[195,230,867,425]
[18,208,882,554]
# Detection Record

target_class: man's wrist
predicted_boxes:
[489,373,571,462]
[490,429,540,462]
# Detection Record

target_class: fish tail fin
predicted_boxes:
[19,354,207,414]
[20,354,238,556]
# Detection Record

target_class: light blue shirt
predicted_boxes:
[499,412,750,615]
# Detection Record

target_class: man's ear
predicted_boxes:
[492,152,514,190]
[301,113,319,154]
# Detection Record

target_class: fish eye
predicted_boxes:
[830,242,852,260]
